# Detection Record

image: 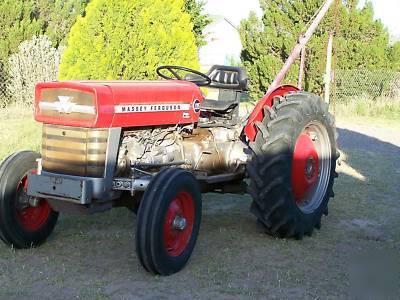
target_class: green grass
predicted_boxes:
[0,106,41,161]
[332,96,400,121]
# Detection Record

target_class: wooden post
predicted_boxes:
[298,47,306,90]
[324,32,334,103]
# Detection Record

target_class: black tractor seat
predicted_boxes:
[198,65,248,126]
[207,65,248,91]
[200,65,248,113]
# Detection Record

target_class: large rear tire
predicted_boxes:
[0,151,59,248]
[136,168,202,275]
[247,92,339,239]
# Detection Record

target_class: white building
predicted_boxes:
[198,15,242,69]
[199,0,262,70]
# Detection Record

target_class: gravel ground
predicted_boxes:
[0,121,399,299]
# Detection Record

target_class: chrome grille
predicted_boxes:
[41,124,109,177]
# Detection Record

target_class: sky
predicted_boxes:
[203,0,262,27]
[204,0,400,37]
[359,0,400,37]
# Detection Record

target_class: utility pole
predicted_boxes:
[324,32,334,103]
[298,47,306,90]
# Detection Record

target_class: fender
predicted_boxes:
[244,85,299,142]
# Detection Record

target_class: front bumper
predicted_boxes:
[27,171,120,205]
[28,172,93,204]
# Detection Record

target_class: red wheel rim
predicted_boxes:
[163,191,195,257]
[15,171,52,231]
[292,132,320,205]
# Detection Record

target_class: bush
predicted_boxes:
[0,65,9,108]
[7,35,62,107]
[334,69,400,101]
[59,0,199,80]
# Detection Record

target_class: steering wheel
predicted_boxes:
[156,65,211,87]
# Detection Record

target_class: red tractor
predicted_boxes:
[0,1,338,276]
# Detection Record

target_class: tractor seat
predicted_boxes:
[201,65,248,113]
[207,65,248,91]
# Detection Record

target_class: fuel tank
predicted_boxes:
[35,80,204,128]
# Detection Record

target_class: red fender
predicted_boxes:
[244,85,299,142]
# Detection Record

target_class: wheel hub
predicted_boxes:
[292,132,320,204]
[291,122,332,214]
[163,191,195,257]
[172,216,187,231]
[305,156,317,179]
[15,171,52,231]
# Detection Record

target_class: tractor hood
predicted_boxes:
[35,80,203,128]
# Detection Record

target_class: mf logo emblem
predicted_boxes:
[57,96,74,114]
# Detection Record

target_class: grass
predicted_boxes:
[332,95,400,122]
[0,106,41,161]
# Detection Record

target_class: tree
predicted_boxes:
[240,0,400,100]
[184,0,211,47]
[7,35,63,107]
[388,42,400,71]
[36,0,90,47]
[0,0,88,67]
[0,64,9,108]
[59,0,199,80]
[0,0,43,66]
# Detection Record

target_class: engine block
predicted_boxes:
[116,126,249,176]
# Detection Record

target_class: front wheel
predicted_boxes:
[247,92,339,239]
[136,168,202,275]
[0,151,59,248]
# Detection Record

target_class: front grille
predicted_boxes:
[41,124,109,177]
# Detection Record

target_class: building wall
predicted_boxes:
[199,18,242,69]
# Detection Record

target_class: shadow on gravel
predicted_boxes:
[338,128,400,157]
[337,127,400,182]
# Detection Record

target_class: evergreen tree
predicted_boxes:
[240,0,400,99]
[59,0,199,80]
[184,0,211,47]
[36,0,90,47]
[0,0,88,67]
[388,42,400,71]
[0,0,43,66]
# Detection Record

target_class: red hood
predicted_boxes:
[35,80,204,128]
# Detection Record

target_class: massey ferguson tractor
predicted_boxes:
[0,1,338,275]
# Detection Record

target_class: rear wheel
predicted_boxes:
[136,168,201,275]
[247,92,339,238]
[0,151,59,248]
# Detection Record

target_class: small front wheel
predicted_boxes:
[0,151,59,248]
[136,168,202,275]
